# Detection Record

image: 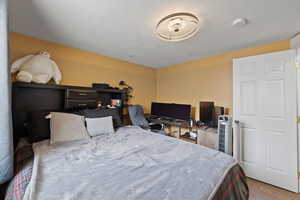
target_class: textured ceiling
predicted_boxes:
[9,0,300,68]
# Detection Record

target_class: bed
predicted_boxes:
[5,126,248,200]
[6,83,248,200]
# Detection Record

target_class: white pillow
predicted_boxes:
[50,112,89,144]
[86,116,114,137]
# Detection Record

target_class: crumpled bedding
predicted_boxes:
[23,126,237,200]
[5,139,34,200]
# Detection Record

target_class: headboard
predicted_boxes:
[12,82,125,146]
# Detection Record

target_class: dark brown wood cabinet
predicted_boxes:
[12,82,125,145]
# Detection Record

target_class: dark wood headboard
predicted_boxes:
[12,82,125,146]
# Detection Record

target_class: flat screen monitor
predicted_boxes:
[151,102,191,121]
[200,102,214,125]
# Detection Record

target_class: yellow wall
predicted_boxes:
[10,32,291,117]
[156,40,290,119]
[10,32,156,112]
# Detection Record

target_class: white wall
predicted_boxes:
[291,33,300,49]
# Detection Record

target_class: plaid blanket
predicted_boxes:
[4,145,248,200]
[4,145,34,200]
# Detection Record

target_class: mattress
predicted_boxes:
[5,126,248,200]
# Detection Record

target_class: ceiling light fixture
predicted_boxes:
[232,18,249,28]
[156,12,201,42]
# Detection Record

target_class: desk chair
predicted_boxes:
[128,105,167,135]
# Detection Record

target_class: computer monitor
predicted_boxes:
[151,102,166,117]
[151,102,191,121]
[200,102,214,125]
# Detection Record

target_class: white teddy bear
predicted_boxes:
[11,52,62,84]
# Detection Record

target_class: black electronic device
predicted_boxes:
[212,106,225,127]
[92,83,109,89]
[200,102,214,126]
[151,102,191,121]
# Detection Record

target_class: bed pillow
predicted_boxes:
[76,108,122,128]
[50,112,89,144]
[86,116,115,137]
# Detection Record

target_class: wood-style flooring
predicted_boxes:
[248,178,300,200]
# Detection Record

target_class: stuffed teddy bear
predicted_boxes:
[11,52,62,84]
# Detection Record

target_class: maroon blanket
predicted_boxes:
[212,164,249,200]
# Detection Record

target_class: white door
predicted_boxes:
[233,49,298,192]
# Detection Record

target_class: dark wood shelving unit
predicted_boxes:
[12,82,126,146]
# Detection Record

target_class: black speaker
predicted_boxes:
[212,106,225,127]
[92,83,109,89]
[200,102,214,125]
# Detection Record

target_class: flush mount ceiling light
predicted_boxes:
[156,13,201,42]
[232,18,249,28]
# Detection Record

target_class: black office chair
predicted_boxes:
[128,105,167,135]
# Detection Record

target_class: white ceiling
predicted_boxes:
[9,0,300,68]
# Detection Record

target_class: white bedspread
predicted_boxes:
[24,126,236,200]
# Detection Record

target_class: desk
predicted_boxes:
[180,126,218,146]
[146,115,218,149]
[197,127,218,149]
[146,115,192,137]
